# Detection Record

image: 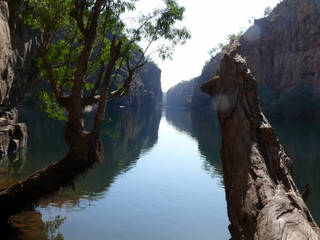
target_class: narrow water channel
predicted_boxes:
[0,106,230,240]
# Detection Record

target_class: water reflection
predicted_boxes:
[270,119,320,224]
[2,106,162,239]
[165,108,320,226]
[165,107,223,181]
[78,107,162,198]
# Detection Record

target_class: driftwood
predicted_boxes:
[0,133,102,225]
[201,40,320,239]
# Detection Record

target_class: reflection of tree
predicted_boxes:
[0,147,27,189]
[270,119,320,224]
[44,215,66,240]
[16,105,162,200]
[78,107,162,197]
[165,107,223,180]
[1,106,162,238]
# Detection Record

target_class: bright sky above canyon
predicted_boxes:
[131,0,280,92]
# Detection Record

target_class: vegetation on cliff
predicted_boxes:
[259,81,320,120]
[168,0,320,119]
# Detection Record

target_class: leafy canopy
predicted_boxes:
[23,0,190,121]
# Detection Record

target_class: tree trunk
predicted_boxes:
[0,132,102,225]
[201,40,320,239]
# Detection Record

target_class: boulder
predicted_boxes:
[0,109,27,155]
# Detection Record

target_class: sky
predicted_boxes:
[133,0,281,92]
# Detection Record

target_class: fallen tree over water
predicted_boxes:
[0,132,102,225]
[201,40,320,239]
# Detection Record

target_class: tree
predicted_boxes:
[0,0,190,223]
[264,6,272,17]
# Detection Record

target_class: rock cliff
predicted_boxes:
[108,61,163,106]
[166,79,193,107]
[168,0,320,109]
[0,1,37,154]
[241,0,320,95]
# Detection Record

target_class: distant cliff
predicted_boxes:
[108,61,163,106]
[167,0,320,109]
[166,79,193,107]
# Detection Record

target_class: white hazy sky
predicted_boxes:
[133,0,281,92]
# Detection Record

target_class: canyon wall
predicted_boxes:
[167,0,320,109]
[0,1,37,155]
[109,61,163,106]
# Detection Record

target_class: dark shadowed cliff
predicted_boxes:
[241,0,320,95]
[166,79,193,107]
[108,61,163,106]
[167,0,320,110]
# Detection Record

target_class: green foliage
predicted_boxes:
[258,82,319,120]
[208,28,246,57]
[22,0,190,120]
[44,215,66,240]
[22,0,73,33]
[33,88,67,121]
[264,6,272,17]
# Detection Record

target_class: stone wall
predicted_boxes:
[0,1,33,154]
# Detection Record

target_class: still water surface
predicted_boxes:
[1,106,320,239]
[0,106,229,240]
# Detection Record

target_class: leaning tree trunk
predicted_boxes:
[201,40,320,239]
[0,131,102,225]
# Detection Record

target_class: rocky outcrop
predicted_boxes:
[0,1,35,154]
[108,61,163,106]
[0,1,40,110]
[0,109,27,155]
[201,40,320,240]
[172,0,320,108]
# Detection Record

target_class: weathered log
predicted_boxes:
[201,40,320,240]
[0,132,102,225]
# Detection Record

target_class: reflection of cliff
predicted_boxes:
[165,107,222,177]
[1,106,162,238]
[269,119,320,224]
[75,107,162,197]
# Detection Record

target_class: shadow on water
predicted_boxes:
[270,118,320,225]
[165,107,320,226]
[0,105,162,240]
[164,107,223,182]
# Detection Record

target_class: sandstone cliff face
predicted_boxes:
[109,61,163,106]
[241,0,320,96]
[170,0,320,108]
[0,1,37,154]
[0,1,40,110]
[166,52,223,108]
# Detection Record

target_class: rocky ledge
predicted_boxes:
[0,109,27,155]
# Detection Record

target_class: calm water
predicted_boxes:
[0,106,229,240]
[1,106,320,240]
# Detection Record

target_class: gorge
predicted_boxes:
[166,0,320,112]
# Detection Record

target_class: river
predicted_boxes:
[0,105,320,239]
